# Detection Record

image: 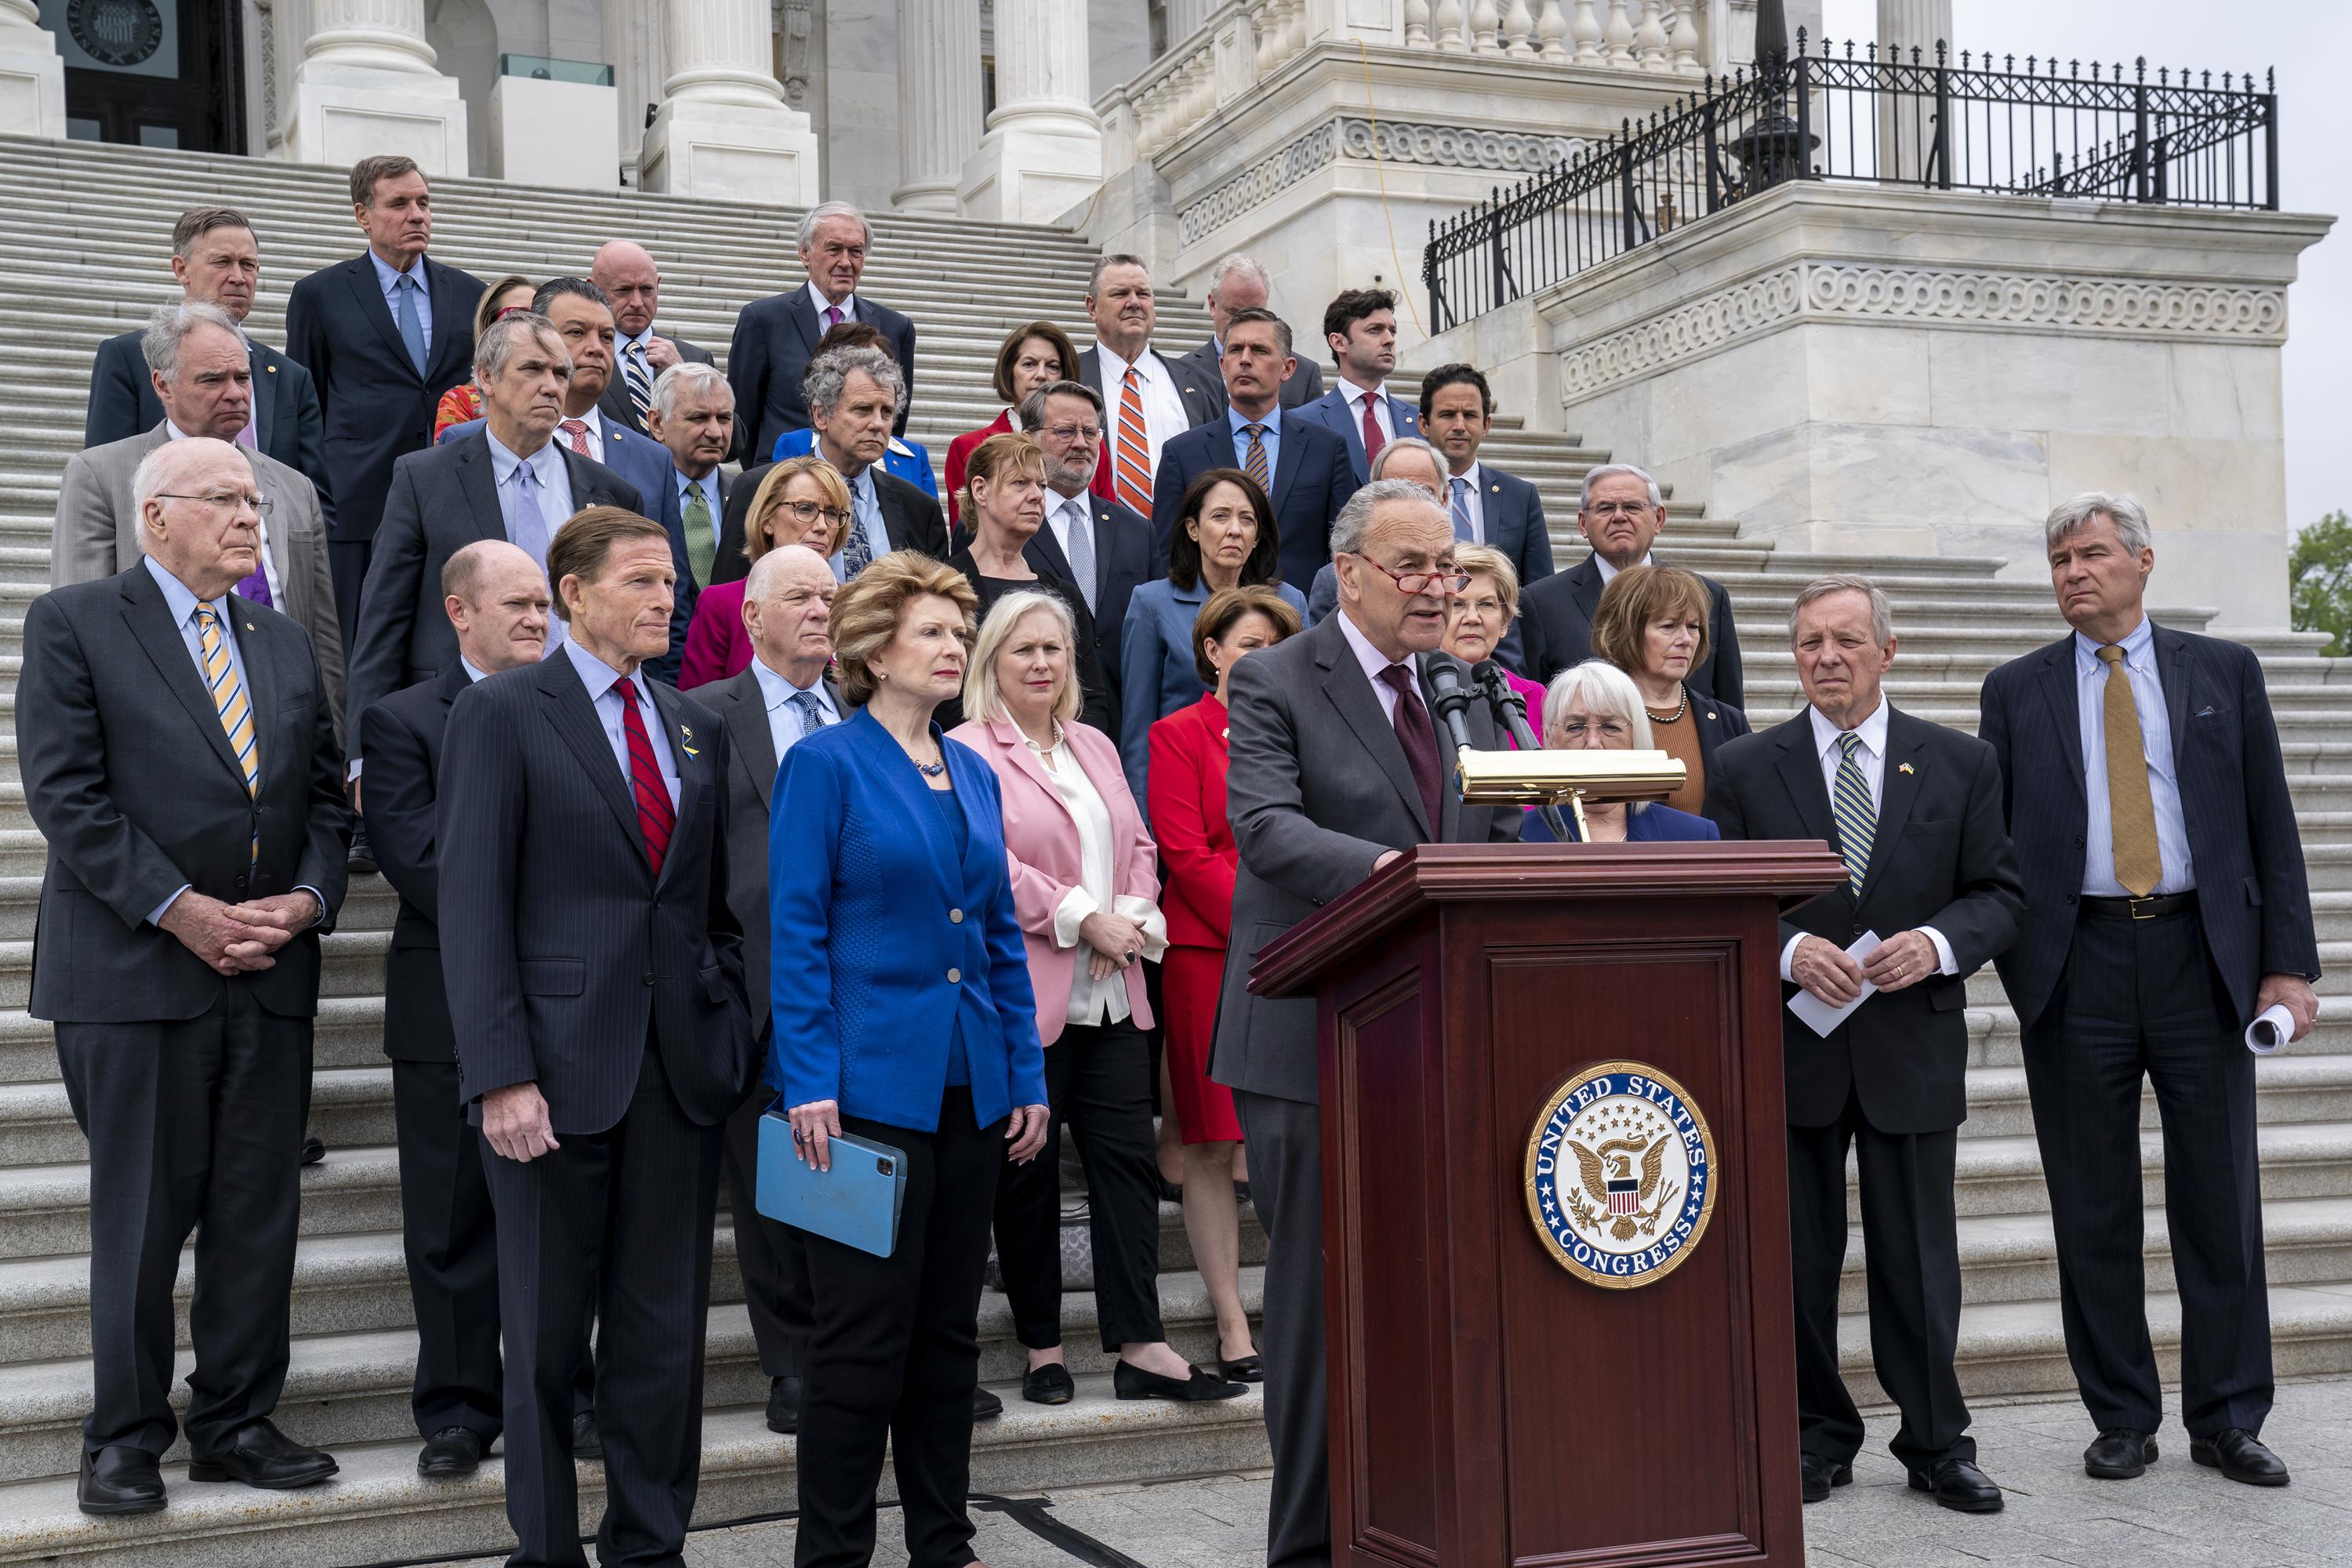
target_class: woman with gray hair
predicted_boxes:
[1520,660,1723,843]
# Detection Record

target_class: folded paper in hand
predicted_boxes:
[1788,931,1881,1040]
[2246,1003,2295,1056]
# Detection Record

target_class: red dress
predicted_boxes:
[942,408,1014,527]
[1147,693,1244,1144]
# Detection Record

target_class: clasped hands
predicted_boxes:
[1078,909,1147,982]
[1790,928,1940,1007]
[160,889,321,977]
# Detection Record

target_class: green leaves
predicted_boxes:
[2290,511,2352,658]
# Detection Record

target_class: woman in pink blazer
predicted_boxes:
[950,590,1246,1410]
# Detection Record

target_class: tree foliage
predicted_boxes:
[2291,511,2352,658]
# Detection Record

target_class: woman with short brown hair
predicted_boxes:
[1588,563,1749,812]
[944,321,1083,523]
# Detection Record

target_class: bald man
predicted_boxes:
[588,241,715,436]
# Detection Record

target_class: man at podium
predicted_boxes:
[1211,478,1521,1568]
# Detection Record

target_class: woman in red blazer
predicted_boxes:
[949,589,1247,1409]
[942,321,1080,528]
[1145,583,1301,1383]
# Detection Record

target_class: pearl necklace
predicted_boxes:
[1643,684,1689,724]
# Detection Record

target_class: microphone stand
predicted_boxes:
[1470,662,1578,843]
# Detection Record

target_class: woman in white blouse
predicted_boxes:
[950,593,1247,1407]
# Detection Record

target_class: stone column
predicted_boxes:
[1875,0,1949,56]
[893,0,982,213]
[603,0,669,185]
[0,0,64,140]
[641,0,822,202]
[958,0,1102,222]
[281,0,469,172]
[1164,0,1217,49]
[1875,0,1950,182]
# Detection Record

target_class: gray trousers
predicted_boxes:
[1235,1088,1330,1568]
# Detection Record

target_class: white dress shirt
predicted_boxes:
[162,418,281,603]
[2075,615,2196,896]
[1449,461,1487,546]
[1095,343,1189,478]
[752,655,840,766]
[1334,605,1406,721]
[556,404,608,463]
[804,282,859,326]
[1594,550,1654,585]
[1029,731,1168,1025]
[1044,491,1098,608]
[561,638,681,811]
[1339,378,1396,448]
[1778,697,1957,982]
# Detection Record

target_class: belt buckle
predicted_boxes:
[2128,895,2160,921]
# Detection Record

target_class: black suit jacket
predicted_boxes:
[85,331,327,503]
[438,656,753,1134]
[1703,706,2024,1134]
[283,253,485,544]
[346,433,645,756]
[359,663,470,1062]
[1173,339,1323,415]
[1023,492,1152,743]
[1978,624,2320,1031]
[727,291,915,457]
[1520,552,1746,710]
[1149,412,1359,594]
[596,331,717,434]
[19,564,348,1024]
[712,462,948,585]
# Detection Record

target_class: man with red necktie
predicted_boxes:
[1297,288,1423,485]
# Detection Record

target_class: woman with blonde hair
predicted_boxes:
[679,455,853,688]
[1443,543,1547,745]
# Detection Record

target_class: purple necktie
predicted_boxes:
[236,561,273,608]
[824,305,843,329]
[234,419,256,450]
[1378,663,1443,833]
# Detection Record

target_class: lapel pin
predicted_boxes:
[1705,711,1716,720]
[681,723,694,741]
[1898,762,1915,775]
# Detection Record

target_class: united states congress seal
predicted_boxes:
[1525,1059,1717,1289]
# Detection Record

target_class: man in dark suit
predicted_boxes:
[1022,379,1151,739]
[282,155,485,641]
[1212,480,1520,1568]
[20,437,348,1515]
[1519,462,1743,706]
[1150,307,1358,593]
[1077,254,1223,515]
[1418,361,1552,601]
[1980,493,2320,1489]
[1174,252,1323,414]
[648,362,738,593]
[728,201,916,456]
[1704,574,2023,1516]
[441,507,753,1566]
[713,344,947,582]
[1294,288,1421,485]
[589,240,716,436]
[1302,436,1446,626]
[345,314,645,791]
[85,205,326,499]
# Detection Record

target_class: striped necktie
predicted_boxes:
[618,679,675,875]
[1831,731,1876,895]
[1450,475,1475,542]
[1114,368,1152,515]
[196,604,260,866]
[559,419,591,457]
[1241,423,1270,492]
[622,341,654,425]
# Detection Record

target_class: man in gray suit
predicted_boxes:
[55,303,347,739]
[1174,252,1324,413]
[1212,478,1520,1568]
[20,437,348,1515]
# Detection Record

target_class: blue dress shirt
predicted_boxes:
[1225,405,1280,484]
[366,249,433,351]
[561,639,681,811]
[750,657,840,767]
[677,465,723,525]
[769,426,940,499]
[2076,615,2196,895]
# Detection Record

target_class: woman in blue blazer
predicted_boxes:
[767,552,1050,1568]
[1116,468,1308,806]
[1519,659,1726,844]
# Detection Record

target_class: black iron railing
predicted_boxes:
[1422,34,2281,332]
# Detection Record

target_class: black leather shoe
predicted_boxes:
[300,1136,326,1166]
[1217,1354,1265,1383]
[78,1446,165,1516]
[1024,1363,1076,1405]
[416,1427,483,1478]
[1798,1452,1851,1504]
[1112,1360,1247,1403]
[347,823,377,876]
[571,1410,602,1459]
[973,1386,1004,1421]
[187,1420,338,1490]
[2191,1428,2289,1486]
[1907,1457,2004,1513]
[2085,1428,2158,1479]
[766,1375,801,1436]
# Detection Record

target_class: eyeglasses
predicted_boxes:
[1041,424,1103,443]
[1553,719,1632,742]
[1345,552,1470,597]
[154,490,273,517]
[774,499,852,528]
[1582,502,1652,520]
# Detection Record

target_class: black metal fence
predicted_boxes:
[1422,33,2281,332]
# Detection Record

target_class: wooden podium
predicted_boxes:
[1250,840,1848,1568]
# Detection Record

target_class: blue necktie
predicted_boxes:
[394,273,428,376]
[1450,476,1475,543]
[843,475,880,577]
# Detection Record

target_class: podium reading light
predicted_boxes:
[1436,659,1686,843]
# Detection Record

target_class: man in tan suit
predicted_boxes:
[56,303,346,739]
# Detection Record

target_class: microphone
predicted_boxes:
[1471,660,1575,841]
[1426,659,1478,756]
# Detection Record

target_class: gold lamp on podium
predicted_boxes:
[1429,659,1686,842]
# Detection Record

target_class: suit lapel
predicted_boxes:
[858,714,960,904]
[1271,412,1303,514]
[989,716,1076,833]
[2153,622,2194,760]
[423,258,470,383]
[2033,638,2087,802]
[788,291,822,354]
[1771,717,1842,848]
[716,673,779,812]
[537,658,650,868]
[455,437,508,544]
[1023,522,1076,583]
[1570,555,1604,620]
[120,568,247,788]
[1317,619,1431,839]
[248,343,273,448]
[340,256,418,381]
[646,681,703,889]
[1855,712,1926,905]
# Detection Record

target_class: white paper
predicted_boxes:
[2246,1003,2295,1056]
[1788,931,1881,1039]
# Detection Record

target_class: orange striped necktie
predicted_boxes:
[1114,367,1152,515]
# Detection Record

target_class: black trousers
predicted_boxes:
[481,1047,724,1568]
[796,1089,1004,1568]
[56,985,310,1457]
[719,1081,814,1378]
[2020,906,2272,1439]
[328,537,371,648]
[993,1019,1167,1352]
[1233,1088,1328,1568]
[1786,1086,1973,1473]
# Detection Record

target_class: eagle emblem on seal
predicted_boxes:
[1569,1131,1674,1240]
[1524,1060,1719,1289]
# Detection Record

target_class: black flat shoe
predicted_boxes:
[1798,1452,1850,1504]
[571,1410,602,1460]
[416,1426,484,1478]
[767,1374,801,1435]
[187,1419,338,1490]
[2085,1428,2157,1479]
[1907,1457,2003,1513]
[2191,1428,2289,1486]
[1216,1354,1264,1383]
[1024,1363,1076,1405]
[1112,1360,1247,1403]
[78,1446,165,1516]
[1233,1181,1252,1206]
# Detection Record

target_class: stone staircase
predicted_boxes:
[0,132,2340,1563]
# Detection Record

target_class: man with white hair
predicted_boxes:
[648,361,738,590]
[1519,461,1743,706]
[1176,251,1324,412]
[588,239,716,436]
[727,201,917,456]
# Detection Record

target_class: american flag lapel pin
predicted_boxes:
[1898,762,1915,775]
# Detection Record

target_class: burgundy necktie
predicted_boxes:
[617,679,675,875]
[1360,393,1385,467]
[560,418,591,457]
[1378,663,1443,833]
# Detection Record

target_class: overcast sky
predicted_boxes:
[1820,0,2348,532]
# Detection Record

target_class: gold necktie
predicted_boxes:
[2097,644,2162,897]
[197,604,258,797]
